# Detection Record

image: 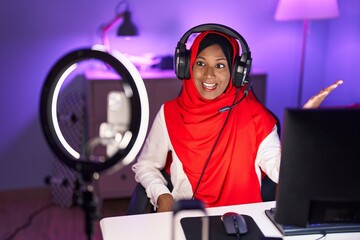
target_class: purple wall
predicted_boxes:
[0,0,359,190]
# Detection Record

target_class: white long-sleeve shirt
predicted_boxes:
[132,105,281,208]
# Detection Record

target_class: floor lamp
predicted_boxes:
[274,0,339,107]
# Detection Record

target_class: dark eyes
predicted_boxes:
[216,63,226,69]
[195,61,205,67]
[195,61,226,69]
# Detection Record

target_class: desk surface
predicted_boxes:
[100,201,360,240]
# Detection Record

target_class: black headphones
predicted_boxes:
[174,23,252,88]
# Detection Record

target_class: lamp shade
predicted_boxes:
[275,0,339,21]
[117,11,138,36]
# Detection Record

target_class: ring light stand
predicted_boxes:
[39,45,149,240]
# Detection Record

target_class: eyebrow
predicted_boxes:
[196,56,227,61]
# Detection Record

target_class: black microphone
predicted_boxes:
[219,81,252,113]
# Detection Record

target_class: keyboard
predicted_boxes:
[265,208,360,236]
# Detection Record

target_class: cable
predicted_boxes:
[191,89,241,200]
[4,202,55,240]
[314,233,327,240]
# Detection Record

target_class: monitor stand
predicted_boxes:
[265,208,360,236]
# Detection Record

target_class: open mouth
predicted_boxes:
[202,82,217,90]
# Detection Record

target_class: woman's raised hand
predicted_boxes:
[303,80,343,109]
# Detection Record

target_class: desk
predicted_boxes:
[100,201,360,240]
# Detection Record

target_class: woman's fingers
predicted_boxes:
[303,80,343,109]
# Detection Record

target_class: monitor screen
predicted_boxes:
[274,108,360,229]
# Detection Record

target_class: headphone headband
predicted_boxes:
[178,23,250,55]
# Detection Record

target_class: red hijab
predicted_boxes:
[164,30,276,207]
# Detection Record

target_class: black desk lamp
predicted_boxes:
[101,0,138,51]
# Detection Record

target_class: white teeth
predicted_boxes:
[203,82,216,89]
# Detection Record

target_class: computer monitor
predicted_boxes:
[267,108,360,235]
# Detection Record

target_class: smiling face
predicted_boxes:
[192,44,231,100]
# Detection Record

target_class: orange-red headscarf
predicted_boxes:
[164,30,276,207]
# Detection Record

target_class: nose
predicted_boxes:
[204,66,215,78]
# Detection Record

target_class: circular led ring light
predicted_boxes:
[40,45,149,175]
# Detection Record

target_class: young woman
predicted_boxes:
[132,28,343,212]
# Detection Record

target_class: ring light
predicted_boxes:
[40,45,149,177]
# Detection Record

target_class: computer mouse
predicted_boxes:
[221,212,248,235]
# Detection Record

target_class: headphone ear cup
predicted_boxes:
[175,48,191,80]
[232,56,244,88]
[232,54,251,88]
